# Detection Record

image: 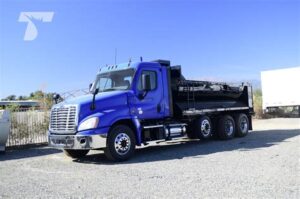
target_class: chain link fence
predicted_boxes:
[60,88,89,100]
[6,108,49,147]
[4,89,91,147]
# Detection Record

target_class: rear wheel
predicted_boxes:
[235,113,249,137]
[195,116,213,139]
[104,125,136,161]
[217,115,235,140]
[63,149,89,159]
[187,116,213,140]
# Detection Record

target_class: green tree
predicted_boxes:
[28,90,55,109]
[253,89,263,118]
[18,95,28,100]
[3,90,56,110]
[5,103,20,112]
[29,90,44,100]
[5,95,16,101]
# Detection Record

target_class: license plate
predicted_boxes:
[50,136,74,147]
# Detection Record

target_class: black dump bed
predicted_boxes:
[169,66,253,117]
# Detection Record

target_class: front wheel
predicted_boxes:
[63,149,89,159]
[104,125,136,161]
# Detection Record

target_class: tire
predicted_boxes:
[195,116,213,139]
[104,125,136,161]
[186,116,213,140]
[63,149,89,159]
[217,115,235,140]
[235,113,249,137]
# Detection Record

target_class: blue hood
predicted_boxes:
[55,90,129,107]
[53,90,132,123]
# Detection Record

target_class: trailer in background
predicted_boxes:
[261,67,300,116]
[0,110,10,152]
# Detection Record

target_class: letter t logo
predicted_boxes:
[19,12,54,41]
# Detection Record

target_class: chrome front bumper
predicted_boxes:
[48,133,107,149]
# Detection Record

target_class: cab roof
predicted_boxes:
[98,59,171,74]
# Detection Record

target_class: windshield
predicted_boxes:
[92,68,135,92]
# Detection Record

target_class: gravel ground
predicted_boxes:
[0,118,299,198]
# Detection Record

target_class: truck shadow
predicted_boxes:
[74,129,300,165]
[0,147,62,161]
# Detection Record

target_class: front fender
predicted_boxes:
[79,112,142,146]
[78,107,142,145]
[131,117,142,145]
[79,106,129,129]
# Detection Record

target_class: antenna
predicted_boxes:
[114,48,117,65]
[128,57,132,66]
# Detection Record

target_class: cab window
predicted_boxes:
[138,70,157,91]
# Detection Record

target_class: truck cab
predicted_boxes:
[48,59,254,161]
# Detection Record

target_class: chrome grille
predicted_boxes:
[50,105,77,133]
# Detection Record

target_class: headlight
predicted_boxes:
[78,117,99,131]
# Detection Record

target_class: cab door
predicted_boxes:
[133,66,164,119]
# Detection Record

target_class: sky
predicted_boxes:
[0,0,299,99]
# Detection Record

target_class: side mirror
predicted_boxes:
[52,94,61,104]
[93,88,99,95]
[90,88,99,110]
[142,74,151,91]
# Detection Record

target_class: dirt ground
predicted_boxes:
[0,118,299,198]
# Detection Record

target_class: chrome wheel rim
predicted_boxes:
[114,133,131,155]
[201,120,211,137]
[225,120,234,136]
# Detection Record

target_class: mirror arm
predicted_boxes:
[90,94,96,110]
[138,90,149,100]
[90,89,99,110]
[142,90,149,98]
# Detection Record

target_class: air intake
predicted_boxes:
[152,59,171,67]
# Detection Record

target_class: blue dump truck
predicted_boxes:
[48,59,254,161]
